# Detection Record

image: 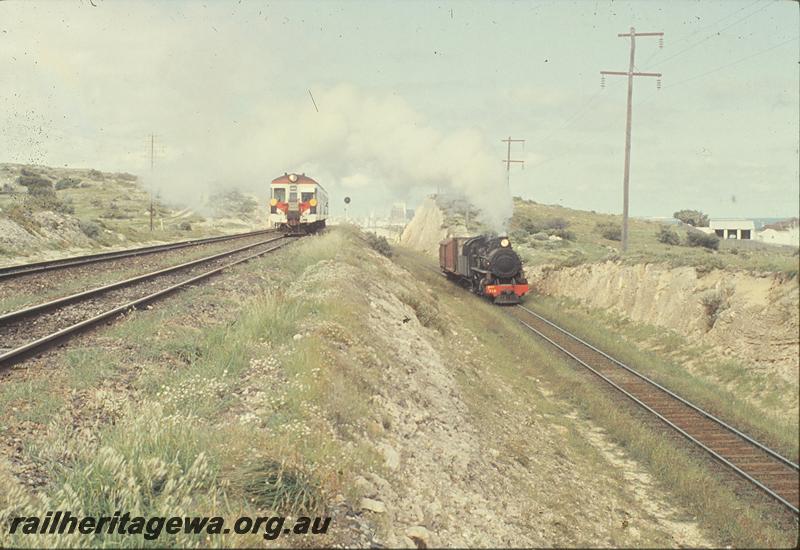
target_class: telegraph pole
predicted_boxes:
[149,134,155,232]
[601,27,663,252]
[501,136,525,191]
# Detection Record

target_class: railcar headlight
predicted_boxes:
[500,238,510,248]
[309,198,317,207]
[270,198,278,206]
[288,173,298,183]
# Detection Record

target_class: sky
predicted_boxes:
[1,0,798,223]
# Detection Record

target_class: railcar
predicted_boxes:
[269,173,329,233]
[439,235,529,304]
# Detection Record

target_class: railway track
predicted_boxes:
[0,234,297,370]
[0,228,276,280]
[510,304,799,515]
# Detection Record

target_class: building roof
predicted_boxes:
[709,218,755,230]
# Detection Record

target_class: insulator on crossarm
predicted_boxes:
[600,75,606,88]
[659,37,664,49]
[656,78,662,90]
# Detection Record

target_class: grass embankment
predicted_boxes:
[507,198,798,274]
[527,295,799,462]
[395,248,796,548]
[0,230,381,547]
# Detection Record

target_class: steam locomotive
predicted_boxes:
[269,173,329,233]
[439,235,529,304]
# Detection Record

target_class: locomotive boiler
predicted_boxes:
[439,235,529,304]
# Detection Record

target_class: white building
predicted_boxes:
[709,218,755,240]
[757,225,800,247]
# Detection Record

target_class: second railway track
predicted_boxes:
[510,303,799,516]
[0,233,298,370]
[0,228,277,280]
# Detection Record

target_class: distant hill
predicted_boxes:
[0,163,262,261]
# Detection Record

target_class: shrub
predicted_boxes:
[116,172,138,182]
[551,228,576,241]
[532,231,549,241]
[233,459,322,515]
[700,289,730,329]
[57,197,75,215]
[400,292,446,333]
[656,226,681,245]
[518,219,543,234]
[544,217,570,230]
[365,232,392,257]
[55,177,81,190]
[88,169,105,180]
[595,222,621,241]
[673,209,709,227]
[558,250,587,267]
[17,174,51,189]
[27,194,75,214]
[515,216,570,235]
[510,229,528,242]
[79,220,101,239]
[179,221,192,231]
[686,229,719,250]
[28,182,56,199]
[103,200,132,219]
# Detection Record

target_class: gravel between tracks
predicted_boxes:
[0,237,291,354]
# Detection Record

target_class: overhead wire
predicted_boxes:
[636,0,765,71]
[635,34,798,109]
[527,0,788,170]
[642,0,774,70]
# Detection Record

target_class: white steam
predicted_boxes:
[153,85,512,231]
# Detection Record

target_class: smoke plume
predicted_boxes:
[152,85,512,231]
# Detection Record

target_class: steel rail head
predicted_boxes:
[0,235,285,325]
[516,304,799,473]
[513,314,799,515]
[0,238,295,370]
[0,229,278,280]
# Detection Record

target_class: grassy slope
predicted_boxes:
[506,198,799,274]
[0,164,263,259]
[395,247,796,548]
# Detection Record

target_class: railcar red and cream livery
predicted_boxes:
[269,173,329,233]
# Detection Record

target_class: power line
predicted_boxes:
[534,33,796,171]
[670,0,764,47]
[643,0,772,70]
[634,34,798,109]
[662,35,798,90]
[308,89,319,112]
[527,87,611,153]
